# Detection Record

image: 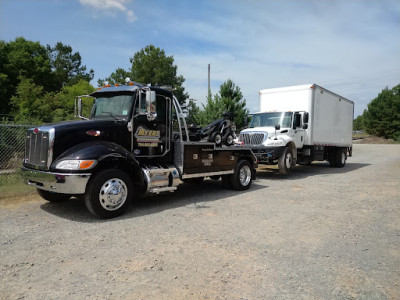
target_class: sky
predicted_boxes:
[1,0,399,117]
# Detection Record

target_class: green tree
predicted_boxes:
[11,78,95,124]
[0,37,52,116]
[196,93,225,126]
[11,77,47,124]
[185,98,201,126]
[47,42,94,91]
[53,79,96,122]
[364,84,400,141]
[198,80,249,131]
[0,41,10,116]
[218,79,249,131]
[129,45,189,104]
[98,67,131,86]
[353,111,366,131]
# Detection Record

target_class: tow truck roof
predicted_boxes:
[91,82,174,98]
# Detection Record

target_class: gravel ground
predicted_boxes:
[1,144,399,300]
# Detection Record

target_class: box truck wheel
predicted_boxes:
[230,160,253,190]
[85,169,132,219]
[329,148,347,168]
[37,189,70,202]
[278,147,295,174]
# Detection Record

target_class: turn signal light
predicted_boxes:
[79,160,95,169]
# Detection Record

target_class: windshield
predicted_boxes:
[249,112,292,128]
[91,94,134,119]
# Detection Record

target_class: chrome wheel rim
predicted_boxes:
[215,134,222,144]
[99,178,128,211]
[239,165,251,186]
[226,135,233,145]
[285,152,293,169]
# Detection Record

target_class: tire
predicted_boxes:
[37,189,70,202]
[210,132,222,146]
[230,160,253,191]
[85,169,133,219]
[222,132,234,146]
[278,147,295,174]
[329,148,347,168]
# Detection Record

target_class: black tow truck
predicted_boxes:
[22,82,257,218]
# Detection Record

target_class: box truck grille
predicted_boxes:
[239,132,266,145]
[24,128,54,170]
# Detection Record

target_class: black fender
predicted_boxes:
[51,141,144,186]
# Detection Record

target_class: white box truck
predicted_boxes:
[238,84,354,174]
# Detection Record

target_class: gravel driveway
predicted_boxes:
[1,144,399,300]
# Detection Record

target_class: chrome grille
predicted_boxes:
[24,127,54,170]
[239,132,267,145]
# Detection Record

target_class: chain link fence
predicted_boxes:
[0,124,36,198]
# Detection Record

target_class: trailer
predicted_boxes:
[239,84,354,173]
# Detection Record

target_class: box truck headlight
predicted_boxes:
[56,160,97,170]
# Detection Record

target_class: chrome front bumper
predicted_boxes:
[21,167,91,194]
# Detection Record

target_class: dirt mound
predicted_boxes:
[353,135,395,144]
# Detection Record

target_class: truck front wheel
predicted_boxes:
[278,147,295,174]
[85,169,133,219]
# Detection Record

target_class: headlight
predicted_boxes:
[55,160,97,170]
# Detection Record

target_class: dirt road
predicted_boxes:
[1,144,399,299]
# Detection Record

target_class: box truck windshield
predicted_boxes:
[250,112,292,128]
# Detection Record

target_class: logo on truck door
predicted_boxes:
[134,126,160,147]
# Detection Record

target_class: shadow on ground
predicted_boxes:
[256,162,370,180]
[40,179,266,223]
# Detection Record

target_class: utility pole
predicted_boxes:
[208,63,211,98]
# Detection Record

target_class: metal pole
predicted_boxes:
[208,64,210,97]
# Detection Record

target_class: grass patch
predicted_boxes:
[0,172,35,198]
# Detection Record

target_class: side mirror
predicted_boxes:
[78,98,83,117]
[275,123,281,130]
[138,92,146,114]
[303,112,309,124]
[146,90,156,113]
[303,124,308,129]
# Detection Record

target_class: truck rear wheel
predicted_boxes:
[329,148,347,168]
[37,189,70,202]
[278,147,295,174]
[85,169,133,219]
[230,160,253,190]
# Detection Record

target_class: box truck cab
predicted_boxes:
[239,84,354,174]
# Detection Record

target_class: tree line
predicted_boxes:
[1,37,398,140]
[0,38,248,130]
[354,84,400,141]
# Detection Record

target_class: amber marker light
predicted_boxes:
[79,160,96,169]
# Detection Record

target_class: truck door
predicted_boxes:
[292,112,305,148]
[131,93,171,157]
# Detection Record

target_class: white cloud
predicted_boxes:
[79,0,137,22]
[167,1,400,116]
